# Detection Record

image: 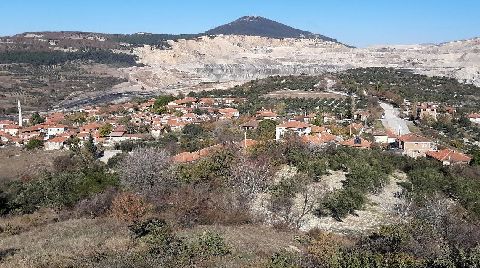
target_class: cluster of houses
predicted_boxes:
[273,117,471,165]
[0,96,245,151]
[0,96,474,166]
[403,101,480,125]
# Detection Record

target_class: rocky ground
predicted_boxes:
[252,166,408,235]
[125,35,480,95]
[23,34,478,111]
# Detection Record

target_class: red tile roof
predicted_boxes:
[218,108,239,114]
[426,149,471,164]
[199,98,215,105]
[278,120,310,129]
[239,139,258,149]
[3,124,20,129]
[47,136,69,143]
[174,97,197,105]
[240,120,259,128]
[256,110,277,118]
[311,125,327,133]
[341,137,372,148]
[173,144,222,163]
[468,113,480,119]
[82,122,102,132]
[399,133,431,143]
[47,124,67,129]
[0,120,14,125]
[302,133,337,145]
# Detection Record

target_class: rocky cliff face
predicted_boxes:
[126,35,480,93]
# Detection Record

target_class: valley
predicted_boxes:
[1,11,480,268]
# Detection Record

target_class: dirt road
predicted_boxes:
[380,102,410,135]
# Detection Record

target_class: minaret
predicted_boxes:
[244,131,247,150]
[17,100,22,127]
[349,94,355,137]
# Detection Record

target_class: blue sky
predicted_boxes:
[1,0,478,47]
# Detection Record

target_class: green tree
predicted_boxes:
[99,123,113,137]
[153,95,176,114]
[256,119,277,141]
[67,136,81,154]
[469,146,480,166]
[30,112,45,125]
[311,113,324,126]
[82,134,99,161]
[182,124,204,139]
[25,139,44,150]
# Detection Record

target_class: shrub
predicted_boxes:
[25,139,43,150]
[407,167,446,203]
[99,123,113,137]
[194,231,231,257]
[175,148,236,184]
[110,192,151,222]
[73,187,118,218]
[307,231,351,267]
[129,218,190,263]
[52,155,77,172]
[6,169,118,214]
[267,250,302,268]
[321,188,366,220]
[0,190,9,215]
[117,147,172,194]
[256,119,277,141]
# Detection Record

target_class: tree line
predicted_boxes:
[0,49,139,66]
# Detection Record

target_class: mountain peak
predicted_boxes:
[238,15,263,21]
[205,16,338,42]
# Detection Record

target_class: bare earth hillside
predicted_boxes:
[127,35,480,95]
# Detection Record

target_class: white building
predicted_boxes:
[275,121,312,141]
[47,125,67,138]
[468,113,480,124]
[44,136,69,150]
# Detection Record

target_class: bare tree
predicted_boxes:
[269,173,327,229]
[293,181,327,229]
[230,156,274,204]
[117,147,172,194]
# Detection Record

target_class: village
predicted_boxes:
[1,91,478,166]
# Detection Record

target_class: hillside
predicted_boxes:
[205,16,337,41]
[0,19,479,113]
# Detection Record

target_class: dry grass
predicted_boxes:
[0,208,59,236]
[179,224,303,267]
[0,212,306,268]
[0,217,131,268]
[0,147,68,183]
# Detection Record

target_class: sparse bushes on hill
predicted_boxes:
[126,218,230,266]
[4,165,117,214]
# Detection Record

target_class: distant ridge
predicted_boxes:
[3,16,347,46]
[205,16,338,42]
